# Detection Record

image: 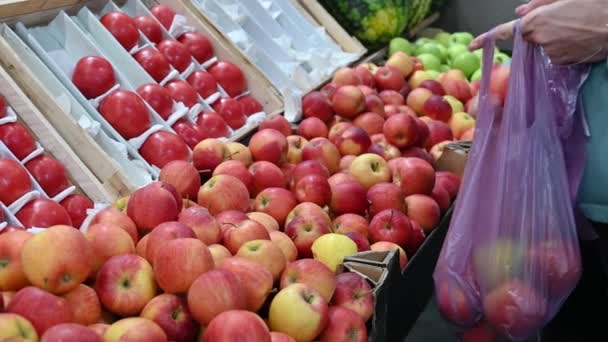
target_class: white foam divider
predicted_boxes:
[0,202,20,228]
[165,102,191,127]
[52,185,77,203]
[79,202,110,233]
[0,106,17,125]
[20,143,44,165]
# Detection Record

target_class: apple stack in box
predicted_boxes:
[0,95,94,231]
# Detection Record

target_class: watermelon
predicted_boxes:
[318,0,411,49]
[405,0,433,31]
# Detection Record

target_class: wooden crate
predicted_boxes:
[0,62,116,203]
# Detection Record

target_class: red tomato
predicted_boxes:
[100,12,139,50]
[139,130,190,168]
[136,83,174,120]
[25,155,70,198]
[134,48,171,82]
[16,198,73,228]
[60,194,94,228]
[157,40,192,73]
[178,32,213,63]
[208,61,245,97]
[186,70,218,99]
[134,16,163,44]
[0,96,6,118]
[238,95,264,116]
[99,90,152,139]
[0,122,36,160]
[212,98,246,129]
[72,56,116,99]
[0,158,32,205]
[197,111,229,138]
[150,4,175,30]
[164,80,199,108]
[172,119,206,148]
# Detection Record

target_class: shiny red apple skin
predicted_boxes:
[16,199,72,229]
[0,122,36,160]
[208,61,246,98]
[178,32,213,64]
[134,48,171,82]
[99,90,151,139]
[0,158,32,206]
[140,130,190,169]
[72,56,116,99]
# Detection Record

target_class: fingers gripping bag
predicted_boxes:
[433,22,590,341]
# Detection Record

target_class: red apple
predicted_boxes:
[212,97,246,129]
[406,88,433,115]
[332,86,365,119]
[270,231,298,262]
[336,126,371,156]
[208,61,246,98]
[145,221,195,262]
[331,213,368,237]
[367,182,404,216]
[91,208,138,244]
[285,202,331,227]
[204,310,270,342]
[413,118,431,147]
[383,113,418,148]
[404,194,441,233]
[249,129,288,164]
[328,173,357,188]
[260,115,292,137]
[72,56,116,99]
[400,146,434,165]
[236,239,286,281]
[392,157,435,196]
[249,161,286,195]
[368,209,412,246]
[357,85,376,96]
[198,175,249,215]
[140,130,190,168]
[301,137,341,174]
[294,175,331,206]
[353,112,384,135]
[16,198,72,229]
[254,187,298,226]
[140,294,198,342]
[220,257,274,312]
[25,155,69,198]
[60,194,94,228]
[346,231,371,251]
[187,269,246,325]
[165,80,199,108]
[436,280,478,326]
[86,223,135,273]
[364,94,385,116]
[435,171,461,199]
[528,241,581,298]
[103,317,167,342]
[292,160,330,186]
[370,241,408,268]
[461,321,499,342]
[187,70,218,99]
[332,272,374,322]
[302,91,334,122]
[99,90,151,139]
[419,80,446,96]
[320,83,340,102]
[216,210,248,235]
[271,332,296,342]
[354,65,375,88]
[320,306,368,342]
[100,12,138,51]
[222,219,270,255]
[0,158,31,206]
[286,135,308,164]
[238,95,264,116]
[178,31,213,63]
[0,231,32,291]
[40,323,101,342]
[280,259,336,302]
[405,220,426,256]
[490,65,510,105]
[379,90,404,105]
[213,160,254,194]
[332,67,361,86]
[297,117,328,139]
[328,122,354,145]
[285,215,331,258]
[8,286,73,335]
[197,112,229,138]
[61,284,101,326]
[339,155,356,172]
[127,181,179,232]
[460,127,475,141]
[150,4,175,29]
[431,183,451,213]
[330,181,367,215]
[423,95,453,122]
[160,160,200,201]
[374,66,405,91]
[441,79,472,103]
[134,48,171,82]
[424,120,454,150]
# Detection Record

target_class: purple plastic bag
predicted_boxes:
[433,22,590,340]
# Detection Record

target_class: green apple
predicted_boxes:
[434,31,452,47]
[416,43,442,59]
[444,95,464,113]
[426,70,440,79]
[389,37,415,56]
[494,52,511,65]
[473,239,525,290]
[450,32,474,46]
[452,52,480,78]
[436,44,448,62]
[470,69,482,82]
[447,44,469,62]
[439,64,451,72]
[417,53,442,71]
[415,37,434,46]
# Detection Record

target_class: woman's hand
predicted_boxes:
[469,0,608,65]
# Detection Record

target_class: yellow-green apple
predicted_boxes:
[135,234,149,259]
[140,294,197,342]
[62,284,101,326]
[302,91,334,122]
[368,209,412,246]
[473,239,525,292]
[419,79,446,96]
[270,331,296,342]
[269,284,328,342]
[336,126,371,156]
[328,122,354,145]
[461,320,498,342]
[286,135,308,164]
[91,208,138,244]
[212,160,254,195]
[383,113,419,148]
[280,259,336,302]
[353,112,384,135]
[249,161,286,196]
[21,225,93,294]
[404,220,426,256]
[127,181,180,233]
[294,175,331,207]
[187,269,246,325]
[348,153,391,189]
[354,65,376,88]
[297,117,328,140]
[374,66,405,91]
[424,120,453,151]
[386,51,414,78]
[285,202,331,227]
[406,87,433,115]
[328,173,357,188]
[330,181,368,215]
[404,195,441,233]
[431,183,451,213]
[423,95,453,122]
[159,160,200,201]
[154,238,214,294]
[192,138,228,172]
[444,95,464,113]
[364,94,385,116]
[7,286,73,335]
[88,323,109,337]
[145,221,196,262]
[86,223,135,273]
[332,86,365,119]
[392,157,435,196]
[226,142,253,166]
[222,219,270,254]
[178,207,221,245]
[370,242,408,269]
[331,272,374,322]
[0,230,32,291]
[247,212,280,232]
[435,171,461,200]
[332,214,369,237]
[436,280,477,326]
[285,215,331,258]
[320,306,368,342]
[460,127,474,141]
[367,182,404,216]
[254,188,298,226]
[368,142,401,161]
[94,254,157,317]
[103,317,167,342]
[208,244,231,267]
[0,313,38,341]
[345,232,371,251]
[203,310,271,342]
[340,155,357,172]
[260,115,292,137]
[311,233,358,272]
[379,90,404,106]
[220,257,274,312]
[41,323,101,342]
[270,231,298,262]
[236,239,286,281]
[441,79,472,103]
[482,280,547,339]
[448,112,475,139]
[408,70,433,89]
[333,67,361,86]
[198,175,250,214]
[249,129,288,164]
